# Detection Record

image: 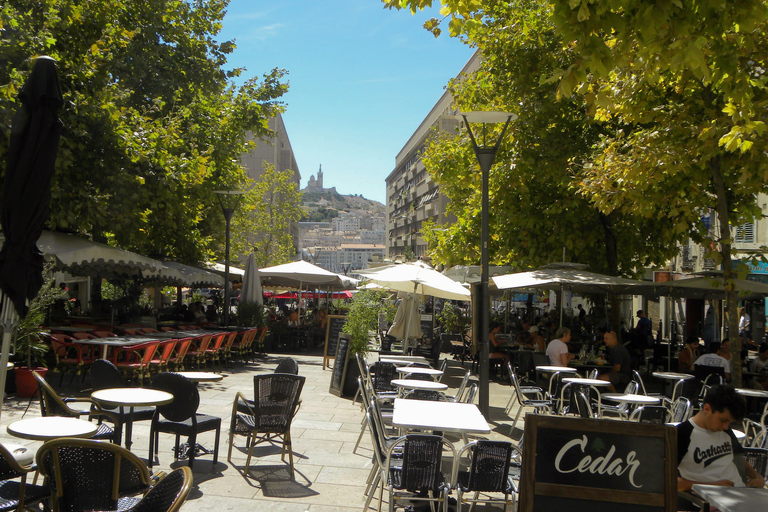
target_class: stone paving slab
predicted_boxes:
[0,351,523,511]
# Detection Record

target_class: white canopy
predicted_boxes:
[205,262,245,282]
[655,276,768,300]
[492,266,651,294]
[37,230,163,278]
[152,261,220,287]
[357,261,470,301]
[259,260,357,290]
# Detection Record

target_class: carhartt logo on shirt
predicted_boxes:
[693,442,732,467]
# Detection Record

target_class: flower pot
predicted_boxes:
[13,367,47,398]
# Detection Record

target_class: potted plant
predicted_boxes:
[340,288,389,396]
[12,264,59,397]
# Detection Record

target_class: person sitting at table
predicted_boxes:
[678,336,701,373]
[694,340,731,382]
[527,325,546,352]
[677,384,765,497]
[749,342,768,390]
[598,331,632,393]
[489,322,510,366]
[545,327,575,367]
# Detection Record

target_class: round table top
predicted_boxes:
[652,371,695,381]
[536,366,578,373]
[7,416,98,441]
[735,388,768,398]
[396,367,443,376]
[175,371,224,382]
[562,377,611,386]
[391,379,448,391]
[601,393,661,404]
[91,388,174,408]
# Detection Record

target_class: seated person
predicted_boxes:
[750,342,768,390]
[694,340,731,381]
[598,331,632,393]
[678,336,701,373]
[545,327,575,367]
[677,384,765,494]
[489,322,510,366]
[527,325,546,352]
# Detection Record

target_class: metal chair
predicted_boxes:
[125,466,193,512]
[228,373,305,477]
[32,371,118,442]
[671,396,693,423]
[148,373,222,470]
[574,390,597,419]
[743,447,768,480]
[447,370,471,402]
[0,443,49,512]
[629,405,670,424]
[36,438,151,512]
[504,363,545,415]
[462,383,479,404]
[507,369,553,434]
[452,440,521,512]
[599,380,640,420]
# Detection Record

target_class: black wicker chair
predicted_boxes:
[453,440,521,512]
[125,467,192,512]
[381,434,454,512]
[274,357,299,375]
[36,438,151,512]
[89,359,155,444]
[744,447,768,480]
[32,371,118,442]
[403,389,447,401]
[148,373,222,470]
[0,443,49,512]
[369,361,398,394]
[228,373,305,477]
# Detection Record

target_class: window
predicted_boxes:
[735,223,755,243]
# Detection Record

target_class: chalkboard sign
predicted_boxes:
[520,415,676,512]
[420,314,432,339]
[329,334,351,397]
[323,315,347,370]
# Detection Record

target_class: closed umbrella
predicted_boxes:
[241,253,263,306]
[387,291,422,353]
[0,57,63,420]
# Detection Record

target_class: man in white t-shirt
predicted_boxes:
[694,340,731,381]
[677,384,764,493]
[545,327,575,366]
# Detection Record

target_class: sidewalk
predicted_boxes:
[0,351,520,511]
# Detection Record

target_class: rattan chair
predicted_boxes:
[148,373,222,470]
[274,357,299,375]
[228,373,305,477]
[36,438,151,512]
[452,440,521,512]
[32,371,118,442]
[0,443,49,512]
[369,361,398,395]
[125,466,192,512]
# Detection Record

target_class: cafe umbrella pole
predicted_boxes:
[460,111,515,418]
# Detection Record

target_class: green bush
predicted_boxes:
[343,289,389,356]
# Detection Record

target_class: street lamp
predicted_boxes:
[214,190,244,326]
[460,111,516,417]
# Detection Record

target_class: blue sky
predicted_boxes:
[219,1,474,204]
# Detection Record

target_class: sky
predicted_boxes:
[218,0,475,204]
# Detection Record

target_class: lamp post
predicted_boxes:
[460,111,516,417]
[214,190,244,326]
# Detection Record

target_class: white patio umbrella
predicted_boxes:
[240,253,263,306]
[387,291,422,352]
[205,262,245,282]
[357,261,471,301]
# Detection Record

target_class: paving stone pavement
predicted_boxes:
[0,350,524,511]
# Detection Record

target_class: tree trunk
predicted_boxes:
[710,156,742,387]
[599,212,621,334]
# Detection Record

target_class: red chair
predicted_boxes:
[160,327,175,332]
[149,339,177,374]
[93,331,117,338]
[169,338,194,371]
[112,342,159,385]
[141,327,160,334]
[48,333,94,386]
[72,332,98,340]
[204,333,228,372]
[230,329,257,364]
[222,332,239,369]
[185,334,212,369]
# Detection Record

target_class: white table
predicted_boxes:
[396,367,443,381]
[561,377,611,387]
[91,388,173,450]
[652,371,694,381]
[381,355,431,366]
[692,484,768,512]
[7,416,98,441]
[391,379,448,398]
[735,388,768,398]
[601,393,661,405]
[175,371,223,383]
[536,366,578,374]
[392,398,490,442]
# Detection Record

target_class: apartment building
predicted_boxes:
[385,52,481,260]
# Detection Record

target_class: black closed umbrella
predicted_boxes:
[0,56,63,416]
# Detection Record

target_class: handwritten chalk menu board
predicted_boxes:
[323,315,347,370]
[329,334,351,397]
[520,415,676,512]
[420,314,433,339]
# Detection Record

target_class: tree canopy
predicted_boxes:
[0,0,289,265]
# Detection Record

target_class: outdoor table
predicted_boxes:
[392,398,490,443]
[601,393,661,405]
[735,388,768,399]
[380,355,431,366]
[75,335,161,359]
[391,379,448,398]
[7,416,98,441]
[175,372,223,383]
[653,371,695,397]
[691,484,768,512]
[49,326,94,333]
[395,367,443,381]
[560,377,611,414]
[91,388,173,450]
[536,365,578,374]
[569,362,609,375]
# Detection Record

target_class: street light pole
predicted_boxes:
[215,190,244,326]
[460,111,515,418]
